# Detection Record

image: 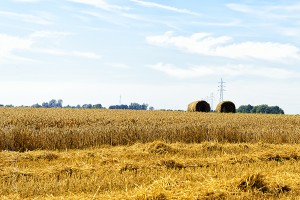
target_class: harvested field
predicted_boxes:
[1,108,300,199]
[1,142,300,199]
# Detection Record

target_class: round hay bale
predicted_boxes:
[216,101,236,113]
[187,100,211,112]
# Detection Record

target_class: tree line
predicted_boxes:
[109,103,150,110]
[0,99,151,110]
[237,104,284,114]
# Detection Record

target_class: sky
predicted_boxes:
[1,0,300,114]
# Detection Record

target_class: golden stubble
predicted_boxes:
[1,142,300,199]
[1,108,300,199]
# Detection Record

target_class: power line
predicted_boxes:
[218,78,226,103]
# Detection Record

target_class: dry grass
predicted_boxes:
[1,108,300,199]
[1,108,300,151]
[1,142,300,199]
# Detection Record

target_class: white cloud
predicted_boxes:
[0,11,52,25]
[191,20,241,27]
[226,3,254,14]
[0,34,32,54]
[107,63,130,69]
[226,3,300,39]
[82,10,182,30]
[150,62,300,79]
[0,34,33,63]
[32,48,101,59]
[67,0,130,11]
[29,31,99,58]
[277,27,300,37]
[146,32,300,62]
[82,11,129,27]
[130,0,201,16]
[150,63,211,79]
[226,3,300,20]
[30,31,72,39]
[269,3,300,12]
[0,32,101,63]
[12,0,41,2]
[227,3,300,13]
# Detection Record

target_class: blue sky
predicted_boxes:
[1,0,300,114]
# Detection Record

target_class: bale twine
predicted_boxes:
[187,100,211,112]
[216,101,236,113]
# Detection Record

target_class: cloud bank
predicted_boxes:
[150,63,300,79]
[147,32,300,62]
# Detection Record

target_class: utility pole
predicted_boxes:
[218,78,226,103]
[119,95,122,105]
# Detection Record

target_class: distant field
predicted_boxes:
[1,108,300,151]
[1,108,300,199]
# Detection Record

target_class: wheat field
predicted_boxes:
[1,108,300,199]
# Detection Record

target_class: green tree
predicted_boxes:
[237,104,284,114]
[237,104,253,113]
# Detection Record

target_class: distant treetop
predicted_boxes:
[237,104,284,114]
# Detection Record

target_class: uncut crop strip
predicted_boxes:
[0,108,300,151]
